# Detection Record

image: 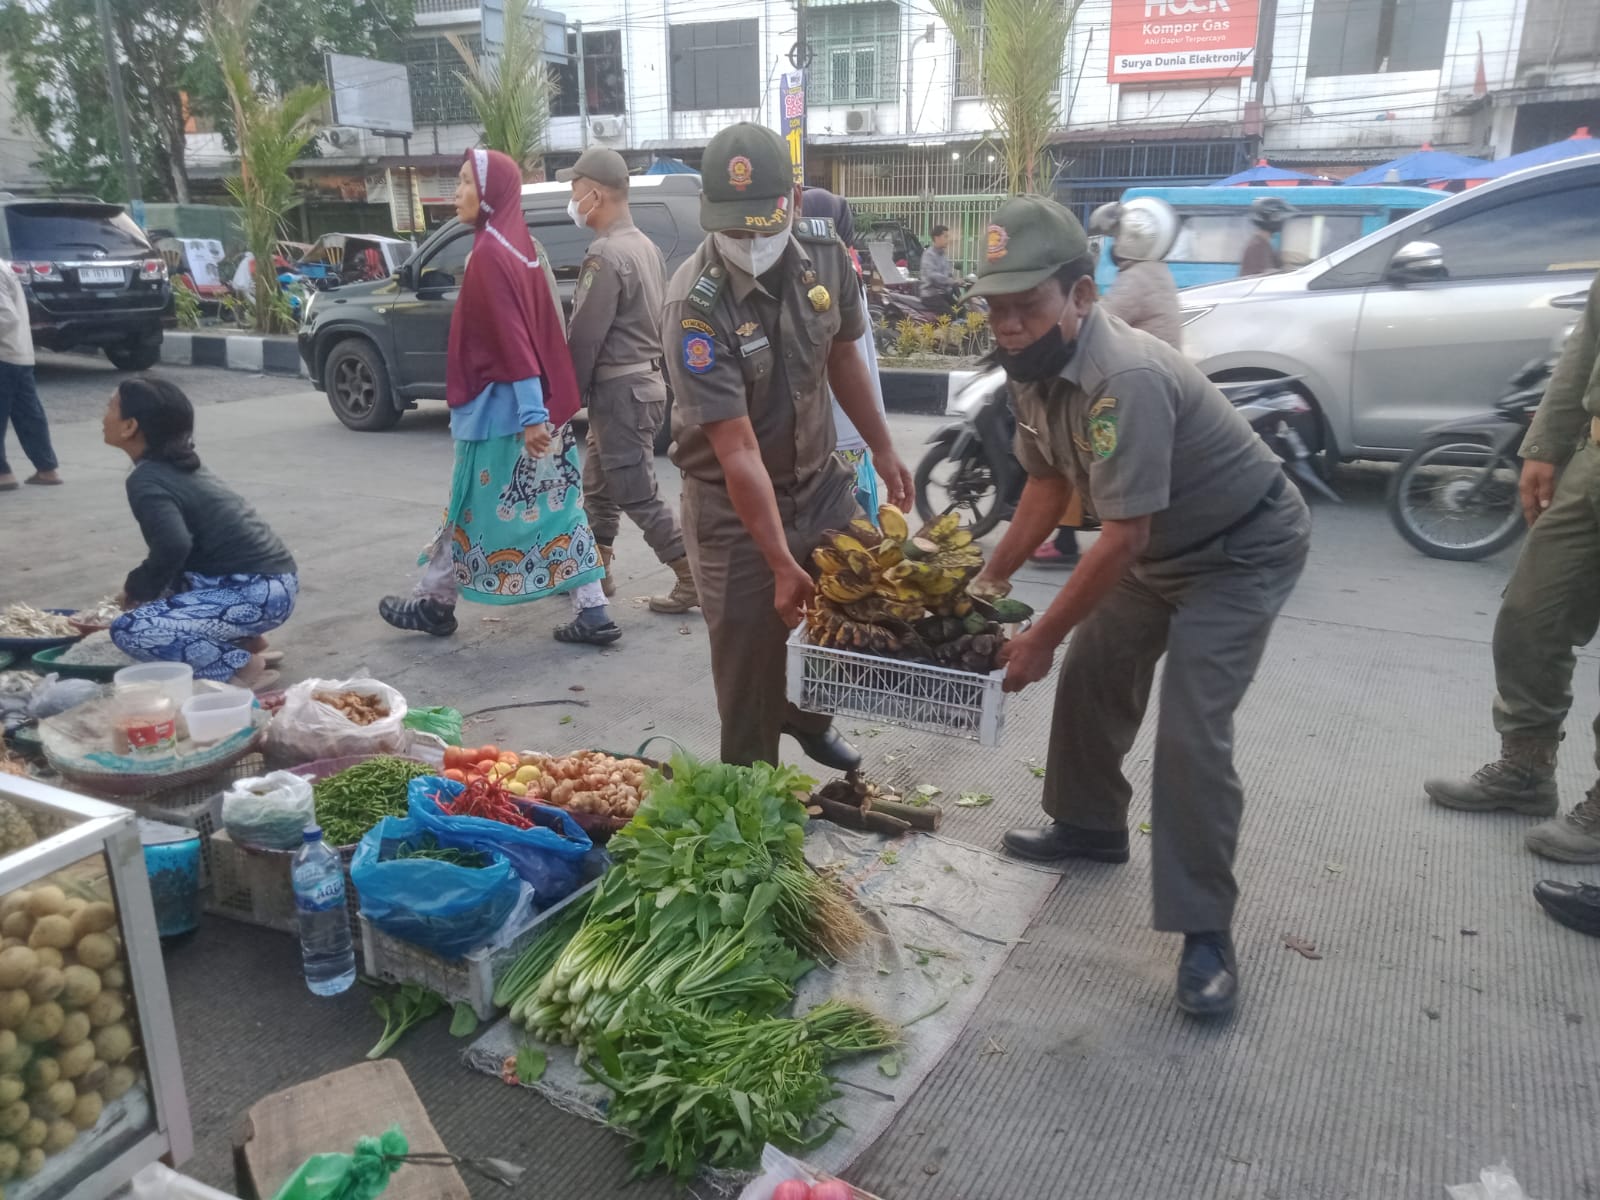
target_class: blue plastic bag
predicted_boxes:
[350,815,522,958]
[406,776,593,905]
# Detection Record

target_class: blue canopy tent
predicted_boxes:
[644,157,698,175]
[1344,144,1490,186]
[1213,159,1335,186]
[1479,127,1598,181]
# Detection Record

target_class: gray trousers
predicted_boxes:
[1492,436,1600,755]
[582,372,684,564]
[1044,486,1311,932]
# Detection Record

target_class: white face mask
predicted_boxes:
[567,189,596,230]
[715,225,791,277]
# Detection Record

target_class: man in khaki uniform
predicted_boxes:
[661,123,913,770]
[1426,270,1600,869]
[558,148,696,613]
[967,195,1310,1018]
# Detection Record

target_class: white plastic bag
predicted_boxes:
[130,1161,242,1199]
[1446,1162,1537,1200]
[267,677,409,763]
[222,770,315,849]
[737,1146,863,1200]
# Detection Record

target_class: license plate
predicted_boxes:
[78,267,123,285]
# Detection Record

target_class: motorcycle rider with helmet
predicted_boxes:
[1239,197,1297,278]
[1034,196,1184,566]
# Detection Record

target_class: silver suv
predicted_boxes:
[1179,154,1600,461]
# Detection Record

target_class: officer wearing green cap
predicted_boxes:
[661,121,914,770]
[967,193,1311,1019]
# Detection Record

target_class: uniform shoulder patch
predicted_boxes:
[794,217,837,243]
[686,265,726,314]
[576,254,603,296]
[1088,401,1118,460]
[680,317,716,336]
[682,329,716,375]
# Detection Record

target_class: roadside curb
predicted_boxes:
[161,331,306,378]
[880,368,977,416]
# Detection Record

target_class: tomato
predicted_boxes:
[444,747,463,770]
[498,751,520,765]
[443,768,466,783]
[476,759,499,776]
[771,1183,812,1200]
[809,1182,852,1200]
[479,744,499,760]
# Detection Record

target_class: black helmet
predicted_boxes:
[1250,196,1298,231]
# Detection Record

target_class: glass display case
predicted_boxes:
[0,772,191,1198]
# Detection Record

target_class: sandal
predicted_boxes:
[552,616,622,646]
[261,650,286,668]
[378,596,458,637]
[24,474,62,486]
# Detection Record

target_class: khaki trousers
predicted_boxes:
[581,372,684,564]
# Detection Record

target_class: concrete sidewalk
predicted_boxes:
[6,363,1599,1199]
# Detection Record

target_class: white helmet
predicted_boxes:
[1089,197,1179,263]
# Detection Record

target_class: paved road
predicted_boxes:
[9,365,1599,1199]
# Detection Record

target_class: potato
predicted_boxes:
[42,1117,75,1153]
[23,888,64,920]
[0,1139,17,1181]
[92,1022,132,1064]
[23,1057,57,1092]
[0,993,26,1032]
[59,966,99,1009]
[0,1076,20,1106]
[77,1060,108,1094]
[74,933,117,970]
[70,902,116,941]
[31,948,61,971]
[0,1100,26,1136]
[0,1032,15,1060]
[86,991,123,1029]
[40,1081,74,1118]
[101,1064,135,1101]
[55,1011,89,1050]
[26,917,73,951]
[0,949,35,991]
[12,1117,44,1149]
[18,1146,42,1178]
[98,964,125,991]
[0,893,30,921]
[69,1091,101,1131]
[55,1042,94,1080]
[0,914,30,941]
[23,968,62,1005]
[61,898,85,918]
[17,1002,62,1044]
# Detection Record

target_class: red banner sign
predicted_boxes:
[1107,0,1260,83]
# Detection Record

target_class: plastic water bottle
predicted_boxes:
[291,825,355,996]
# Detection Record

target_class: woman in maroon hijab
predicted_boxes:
[379,148,618,643]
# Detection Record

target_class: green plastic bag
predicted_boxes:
[270,1127,408,1200]
[402,706,463,746]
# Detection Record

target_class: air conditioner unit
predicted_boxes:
[318,126,361,151]
[589,116,625,139]
[845,109,876,135]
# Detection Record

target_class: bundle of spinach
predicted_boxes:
[585,995,900,1183]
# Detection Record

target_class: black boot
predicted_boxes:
[782,723,861,773]
[1000,822,1130,863]
[378,596,457,637]
[1176,931,1238,1018]
[1533,880,1600,937]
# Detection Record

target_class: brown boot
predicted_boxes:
[597,544,616,598]
[1424,735,1559,817]
[648,557,699,614]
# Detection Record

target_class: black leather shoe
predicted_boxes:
[782,723,861,773]
[1000,822,1130,863]
[378,596,457,637]
[1176,931,1238,1018]
[1533,880,1600,938]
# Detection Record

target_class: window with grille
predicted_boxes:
[550,29,627,116]
[808,4,900,107]
[1306,0,1453,77]
[669,20,760,111]
[406,35,480,125]
[952,2,986,98]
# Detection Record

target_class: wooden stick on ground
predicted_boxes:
[811,796,912,837]
[861,796,942,833]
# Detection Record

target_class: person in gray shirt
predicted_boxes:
[967,195,1310,1020]
[919,225,957,303]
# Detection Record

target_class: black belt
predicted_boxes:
[1154,474,1287,561]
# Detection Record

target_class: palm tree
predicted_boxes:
[447,0,550,178]
[205,0,327,332]
[931,0,1082,194]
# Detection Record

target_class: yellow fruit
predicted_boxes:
[811,547,850,575]
[506,781,529,798]
[878,503,909,541]
[513,765,539,784]
[818,574,874,604]
[822,532,871,557]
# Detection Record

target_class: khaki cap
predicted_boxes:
[967,194,1090,297]
[556,147,630,190]
[698,122,794,234]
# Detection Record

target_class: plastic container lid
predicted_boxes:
[303,823,324,842]
[114,661,195,706]
[180,686,254,744]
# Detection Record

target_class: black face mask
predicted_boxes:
[994,315,1077,384]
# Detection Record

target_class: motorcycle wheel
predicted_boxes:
[915,435,1008,538]
[1387,438,1525,561]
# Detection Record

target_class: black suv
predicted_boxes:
[298,174,702,438]
[0,194,172,370]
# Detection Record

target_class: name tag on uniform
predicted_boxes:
[738,335,770,358]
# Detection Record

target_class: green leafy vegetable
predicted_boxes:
[449,1002,479,1038]
[955,792,994,808]
[366,984,445,1058]
[515,1045,547,1083]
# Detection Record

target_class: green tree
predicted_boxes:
[930,0,1083,194]
[446,0,550,178]
[205,0,327,332]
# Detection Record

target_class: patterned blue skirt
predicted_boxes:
[111,572,298,681]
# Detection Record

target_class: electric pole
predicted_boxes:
[94,0,142,216]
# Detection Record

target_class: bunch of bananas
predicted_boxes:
[806,505,1004,670]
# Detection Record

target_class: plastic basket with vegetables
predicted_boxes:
[441,745,655,842]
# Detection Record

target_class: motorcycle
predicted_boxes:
[914,367,1336,536]
[870,277,992,356]
[1386,354,1555,561]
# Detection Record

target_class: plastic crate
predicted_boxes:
[206,829,361,940]
[121,753,265,888]
[359,873,600,1020]
[785,626,1008,746]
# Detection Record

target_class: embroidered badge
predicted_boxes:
[986,224,1010,261]
[735,321,759,336]
[1089,410,1118,459]
[739,335,770,357]
[801,268,817,286]
[682,332,715,374]
[808,285,831,312]
[728,155,753,192]
[688,273,721,313]
[681,317,716,335]
[745,196,789,229]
